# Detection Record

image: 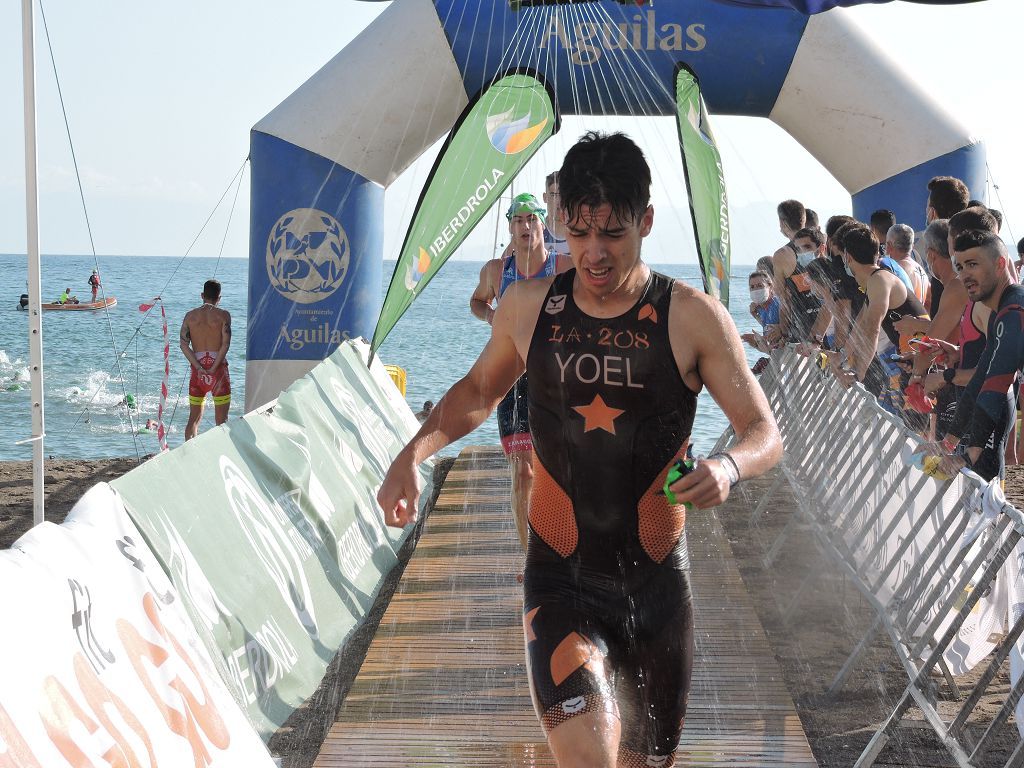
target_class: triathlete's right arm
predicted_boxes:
[470,260,500,324]
[380,282,538,527]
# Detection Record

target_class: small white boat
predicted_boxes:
[41,297,117,311]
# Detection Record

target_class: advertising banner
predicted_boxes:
[113,341,431,737]
[0,484,275,766]
[372,71,557,351]
[674,64,731,306]
[248,132,384,363]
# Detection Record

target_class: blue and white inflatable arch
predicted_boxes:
[246,0,983,410]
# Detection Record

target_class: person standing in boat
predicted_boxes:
[470,192,571,551]
[180,279,231,440]
[382,131,781,768]
[88,269,101,302]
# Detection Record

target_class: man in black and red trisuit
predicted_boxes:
[933,231,1024,479]
[378,131,781,768]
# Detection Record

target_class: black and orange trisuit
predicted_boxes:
[523,268,697,766]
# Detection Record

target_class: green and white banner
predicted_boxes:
[674,64,731,307]
[113,341,431,737]
[372,70,558,351]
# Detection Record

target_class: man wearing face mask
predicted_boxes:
[769,199,821,343]
[741,271,780,369]
[791,227,835,347]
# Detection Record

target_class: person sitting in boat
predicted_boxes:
[57,287,79,305]
[88,269,101,302]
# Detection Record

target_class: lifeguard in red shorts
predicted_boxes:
[180,279,232,440]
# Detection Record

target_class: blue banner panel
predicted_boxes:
[248,131,383,362]
[433,0,809,117]
[713,0,978,13]
[852,143,986,231]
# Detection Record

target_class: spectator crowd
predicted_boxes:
[744,176,1024,482]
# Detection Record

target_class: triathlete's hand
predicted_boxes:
[668,459,731,510]
[893,316,920,335]
[834,367,857,389]
[940,452,967,476]
[929,339,960,367]
[378,452,421,528]
[923,371,947,394]
[794,341,819,358]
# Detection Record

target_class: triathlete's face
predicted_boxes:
[509,213,544,251]
[565,203,653,298]
[543,182,560,220]
[749,277,771,296]
[953,246,1000,302]
[794,236,820,255]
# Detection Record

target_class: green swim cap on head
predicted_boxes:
[505,192,546,222]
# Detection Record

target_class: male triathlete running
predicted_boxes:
[470,192,571,549]
[379,131,781,767]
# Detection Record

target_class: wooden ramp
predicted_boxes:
[314,447,817,767]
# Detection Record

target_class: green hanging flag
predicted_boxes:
[674,64,731,307]
[372,72,558,352]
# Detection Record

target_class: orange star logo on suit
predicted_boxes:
[572,394,625,435]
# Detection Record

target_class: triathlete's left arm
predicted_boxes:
[853,277,887,382]
[210,313,232,371]
[668,291,782,509]
[962,306,1024,451]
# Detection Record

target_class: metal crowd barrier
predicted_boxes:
[737,345,1024,768]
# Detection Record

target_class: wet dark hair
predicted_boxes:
[825,214,856,240]
[869,209,896,234]
[844,225,880,265]
[558,131,650,226]
[804,208,819,230]
[927,176,970,219]
[831,220,862,251]
[777,199,806,232]
[793,227,825,248]
[988,208,1003,232]
[1017,236,1024,257]
[954,230,1007,261]
[948,206,998,239]
[203,279,222,301]
[756,256,774,276]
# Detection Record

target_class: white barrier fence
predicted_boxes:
[742,346,1024,768]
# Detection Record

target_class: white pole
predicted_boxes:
[22,0,46,526]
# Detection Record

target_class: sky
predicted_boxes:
[0,0,1022,266]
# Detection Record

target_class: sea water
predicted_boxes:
[0,253,767,461]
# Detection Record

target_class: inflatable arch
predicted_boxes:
[246,0,984,410]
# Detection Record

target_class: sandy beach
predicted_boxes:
[2,457,1022,767]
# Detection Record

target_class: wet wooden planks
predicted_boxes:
[314,446,817,767]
